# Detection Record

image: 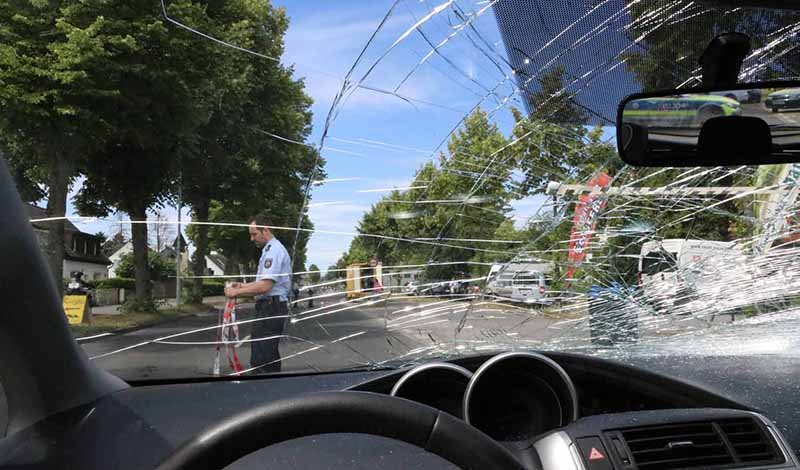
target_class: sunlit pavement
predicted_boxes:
[81,294,748,381]
[80,296,560,380]
[81,297,430,380]
[741,102,800,125]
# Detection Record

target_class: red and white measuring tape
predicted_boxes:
[212,296,243,375]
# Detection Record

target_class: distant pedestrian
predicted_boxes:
[224,215,291,373]
[307,286,315,308]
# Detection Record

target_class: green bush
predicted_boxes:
[96,277,138,289]
[202,280,226,296]
[182,280,226,300]
[116,252,176,280]
[119,297,162,313]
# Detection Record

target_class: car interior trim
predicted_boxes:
[389,361,472,397]
[462,350,579,426]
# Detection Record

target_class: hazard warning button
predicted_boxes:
[576,437,614,470]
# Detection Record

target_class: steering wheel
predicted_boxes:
[155,391,525,470]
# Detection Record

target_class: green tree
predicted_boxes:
[511,65,592,197]
[0,0,116,289]
[623,3,800,90]
[72,0,236,307]
[102,231,128,257]
[189,202,314,280]
[93,231,107,246]
[342,109,517,280]
[322,265,341,282]
[307,264,321,284]
[115,252,176,281]
[177,0,318,302]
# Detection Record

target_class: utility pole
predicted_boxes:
[176,173,182,307]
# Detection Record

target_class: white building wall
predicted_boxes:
[64,260,109,281]
[108,242,134,278]
[205,257,225,276]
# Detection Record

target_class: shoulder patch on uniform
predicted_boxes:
[264,258,273,269]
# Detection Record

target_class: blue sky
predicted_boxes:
[273,0,539,269]
[62,0,548,272]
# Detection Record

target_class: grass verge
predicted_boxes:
[70,303,210,338]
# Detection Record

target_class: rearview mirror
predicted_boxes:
[617,81,800,166]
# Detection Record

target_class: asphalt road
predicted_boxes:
[741,101,800,126]
[79,295,571,381]
[79,291,741,381]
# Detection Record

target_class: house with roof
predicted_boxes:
[108,234,227,279]
[157,234,190,273]
[28,204,111,281]
[107,241,134,278]
[205,251,227,276]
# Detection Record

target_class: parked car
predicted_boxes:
[710,88,761,103]
[403,281,419,295]
[446,280,473,296]
[765,88,800,112]
[417,281,448,296]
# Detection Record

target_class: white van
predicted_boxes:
[509,271,548,304]
[638,239,741,310]
[486,262,550,304]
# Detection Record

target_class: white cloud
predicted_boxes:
[283,8,412,75]
[282,7,442,111]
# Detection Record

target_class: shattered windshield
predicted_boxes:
[3,0,800,380]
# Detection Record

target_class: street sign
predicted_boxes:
[63,295,89,325]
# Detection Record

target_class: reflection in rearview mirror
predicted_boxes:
[617,82,800,167]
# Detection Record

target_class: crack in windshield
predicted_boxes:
[4,0,800,380]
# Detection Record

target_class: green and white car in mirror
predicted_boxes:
[623,94,741,127]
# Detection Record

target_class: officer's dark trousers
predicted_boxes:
[251,296,287,373]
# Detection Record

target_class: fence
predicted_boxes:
[93,280,177,306]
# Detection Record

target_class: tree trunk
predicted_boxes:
[129,203,152,304]
[45,158,74,296]
[191,202,209,303]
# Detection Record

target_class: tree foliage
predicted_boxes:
[0,0,320,304]
[0,0,117,288]
[622,3,800,90]
[307,264,321,284]
[338,109,524,280]
[115,252,176,281]
[176,0,318,301]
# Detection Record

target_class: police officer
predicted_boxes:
[224,215,291,373]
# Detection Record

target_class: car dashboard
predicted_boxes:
[352,351,798,470]
[1,351,799,470]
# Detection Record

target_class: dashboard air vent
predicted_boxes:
[620,422,732,469]
[718,418,782,466]
[616,418,784,470]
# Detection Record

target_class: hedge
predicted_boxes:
[182,279,226,297]
[95,278,138,290]
[201,280,225,296]
[97,278,225,296]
